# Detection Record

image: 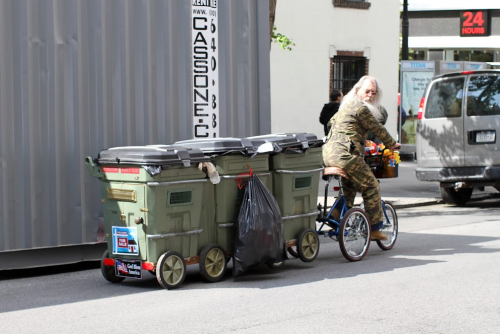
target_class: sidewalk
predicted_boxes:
[317,190,500,210]
[316,195,438,210]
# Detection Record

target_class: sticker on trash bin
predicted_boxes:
[115,258,142,279]
[102,167,119,173]
[112,226,139,255]
[121,167,140,174]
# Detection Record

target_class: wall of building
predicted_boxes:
[410,10,500,37]
[270,0,401,139]
[0,0,270,267]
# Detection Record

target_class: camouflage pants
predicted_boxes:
[323,143,382,225]
[341,156,382,225]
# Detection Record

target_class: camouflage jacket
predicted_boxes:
[323,99,396,167]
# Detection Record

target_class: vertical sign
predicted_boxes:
[399,61,435,145]
[192,0,219,137]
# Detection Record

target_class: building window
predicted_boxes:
[428,49,444,61]
[454,50,494,62]
[333,0,371,10]
[330,56,367,95]
[409,50,426,61]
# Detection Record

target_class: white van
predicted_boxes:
[416,70,500,205]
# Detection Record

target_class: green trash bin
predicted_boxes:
[174,138,272,255]
[247,133,324,262]
[85,145,228,289]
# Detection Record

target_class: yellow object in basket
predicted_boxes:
[383,150,400,164]
[393,151,401,164]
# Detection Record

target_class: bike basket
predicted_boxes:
[364,154,398,179]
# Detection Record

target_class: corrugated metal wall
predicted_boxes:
[0,0,270,255]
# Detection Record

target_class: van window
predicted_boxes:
[466,75,500,116]
[426,78,464,118]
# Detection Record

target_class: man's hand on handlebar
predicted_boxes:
[391,143,402,151]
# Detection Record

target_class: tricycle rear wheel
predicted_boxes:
[339,208,370,262]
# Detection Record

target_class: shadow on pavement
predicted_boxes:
[0,262,100,281]
[1,228,499,314]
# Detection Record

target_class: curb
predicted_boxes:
[469,192,500,202]
[391,192,500,209]
[391,199,439,209]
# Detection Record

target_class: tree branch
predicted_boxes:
[269,0,277,44]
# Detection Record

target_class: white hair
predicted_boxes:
[340,75,383,110]
[365,104,388,125]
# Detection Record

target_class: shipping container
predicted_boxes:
[0,0,271,270]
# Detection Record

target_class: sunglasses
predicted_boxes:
[364,90,377,95]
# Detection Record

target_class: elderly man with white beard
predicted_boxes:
[322,76,401,240]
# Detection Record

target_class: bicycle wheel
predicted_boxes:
[339,208,371,262]
[376,201,398,251]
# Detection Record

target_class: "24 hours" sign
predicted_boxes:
[460,10,489,37]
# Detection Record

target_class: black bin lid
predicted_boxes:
[174,138,255,156]
[97,145,209,167]
[246,133,324,153]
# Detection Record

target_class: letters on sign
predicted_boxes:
[192,1,219,137]
[460,11,489,37]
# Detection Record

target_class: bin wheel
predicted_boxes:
[339,208,371,262]
[199,244,227,283]
[101,250,125,283]
[156,251,186,290]
[297,229,320,263]
[267,259,286,269]
[287,246,299,258]
[377,201,398,251]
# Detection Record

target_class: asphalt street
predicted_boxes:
[1,199,500,333]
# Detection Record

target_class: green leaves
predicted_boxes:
[271,26,295,51]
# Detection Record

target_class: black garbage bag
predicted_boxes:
[233,175,284,276]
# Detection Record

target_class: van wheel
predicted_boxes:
[440,186,472,206]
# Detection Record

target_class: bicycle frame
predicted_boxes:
[316,175,350,239]
[381,199,393,229]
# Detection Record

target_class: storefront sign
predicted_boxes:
[192,0,219,137]
[460,10,489,37]
[399,61,435,145]
[440,61,462,72]
[401,62,435,70]
[463,62,487,71]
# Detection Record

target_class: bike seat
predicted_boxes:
[323,166,349,180]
